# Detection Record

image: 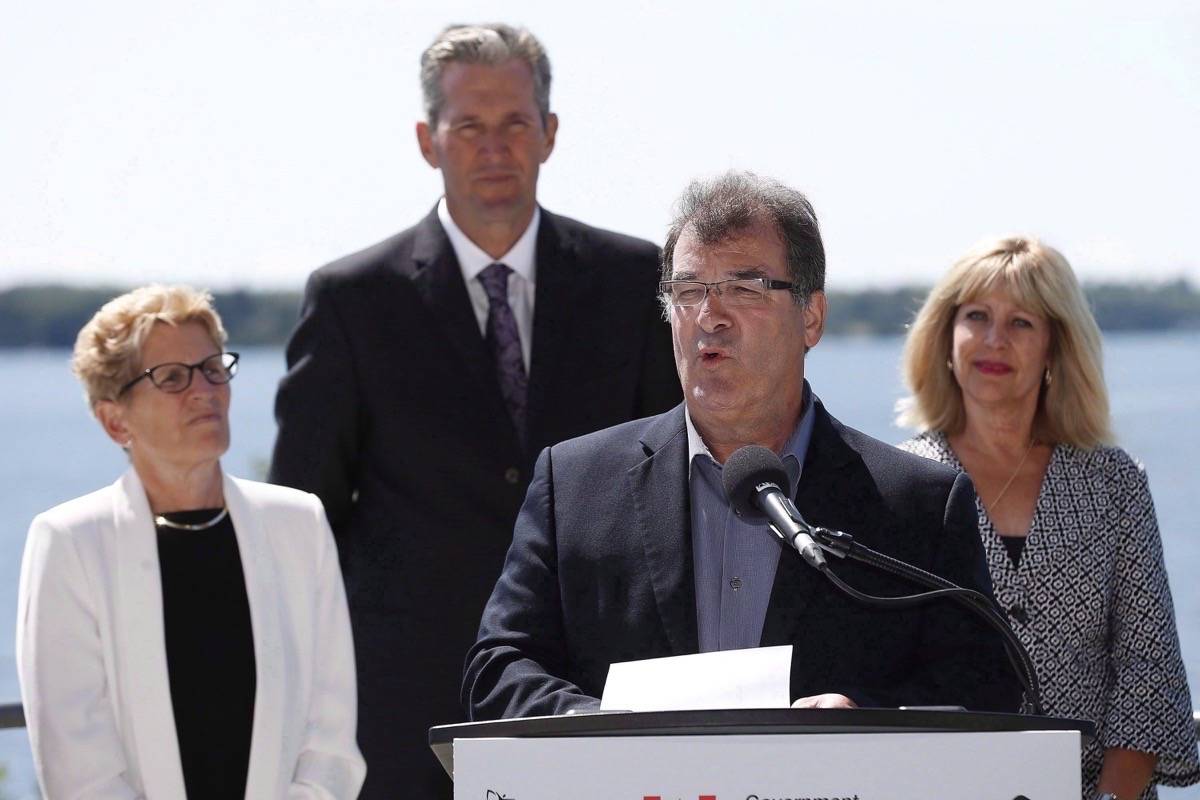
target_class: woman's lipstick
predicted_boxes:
[974,360,1013,375]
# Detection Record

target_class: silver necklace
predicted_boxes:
[154,507,229,531]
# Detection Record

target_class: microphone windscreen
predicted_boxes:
[721,445,789,518]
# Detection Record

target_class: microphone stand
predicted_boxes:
[775,522,1043,715]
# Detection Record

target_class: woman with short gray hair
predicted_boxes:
[17,285,365,799]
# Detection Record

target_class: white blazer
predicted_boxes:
[16,469,366,799]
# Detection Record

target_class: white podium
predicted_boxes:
[430,709,1092,799]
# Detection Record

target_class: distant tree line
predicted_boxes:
[1,280,1198,348]
[821,279,1200,337]
[0,285,302,348]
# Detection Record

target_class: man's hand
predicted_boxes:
[791,693,857,709]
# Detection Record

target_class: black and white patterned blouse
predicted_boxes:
[900,432,1199,800]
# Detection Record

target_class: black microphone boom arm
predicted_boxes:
[807,524,1043,716]
[719,443,1042,715]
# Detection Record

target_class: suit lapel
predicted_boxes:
[410,208,496,393]
[410,207,520,450]
[761,401,858,648]
[526,210,597,450]
[626,406,699,655]
[225,476,286,799]
[112,470,188,798]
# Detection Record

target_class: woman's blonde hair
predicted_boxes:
[897,236,1112,448]
[72,285,227,410]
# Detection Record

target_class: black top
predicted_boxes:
[999,534,1027,568]
[157,509,256,800]
[430,706,1096,745]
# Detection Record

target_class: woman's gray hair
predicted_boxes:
[420,24,552,126]
[72,284,227,411]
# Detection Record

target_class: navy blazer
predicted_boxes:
[269,207,681,799]
[464,400,1022,719]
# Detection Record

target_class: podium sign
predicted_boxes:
[453,730,1080,799]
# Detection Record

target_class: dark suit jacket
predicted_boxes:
[463,400,1022,720]
[268,207,681,798]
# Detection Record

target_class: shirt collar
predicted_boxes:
[684,381,817,481]
[437,196,540,285]
[684,405,716,471]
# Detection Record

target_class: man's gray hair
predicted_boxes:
[661,171,826,304]
[420,24,552,126]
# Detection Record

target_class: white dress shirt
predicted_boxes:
[438,197,538,371]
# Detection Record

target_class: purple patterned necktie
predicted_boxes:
[478,262,528,443]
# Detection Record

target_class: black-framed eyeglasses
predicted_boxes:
[119,352,240,396]
[659,277,795,307]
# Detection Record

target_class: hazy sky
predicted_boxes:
[3,0,1198,290]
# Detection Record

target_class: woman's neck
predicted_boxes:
[134,458,224,513]
[952,399,1038,459]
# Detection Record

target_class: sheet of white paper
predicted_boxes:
[599,645,792,711]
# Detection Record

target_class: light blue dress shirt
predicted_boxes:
[687,383,817,652]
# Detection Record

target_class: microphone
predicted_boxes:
[721,445,827,569]
[722,445,1044,714]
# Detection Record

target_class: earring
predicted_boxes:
[1043,367,1052,386]
[946,359,954,371]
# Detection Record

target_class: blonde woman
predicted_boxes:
[898,236,1198,800]
[16,286,365,799]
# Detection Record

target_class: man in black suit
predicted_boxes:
[464,172,1021,719]
[268,24,680,799]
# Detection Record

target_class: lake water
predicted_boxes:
[1,335,1197,798]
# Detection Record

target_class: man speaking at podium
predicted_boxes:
[464,172,1021,718]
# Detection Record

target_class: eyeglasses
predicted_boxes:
[119,352,240,396]
[659,278,795,307]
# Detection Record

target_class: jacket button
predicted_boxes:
[504,467,521,485]
[1008,605,1029,625]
